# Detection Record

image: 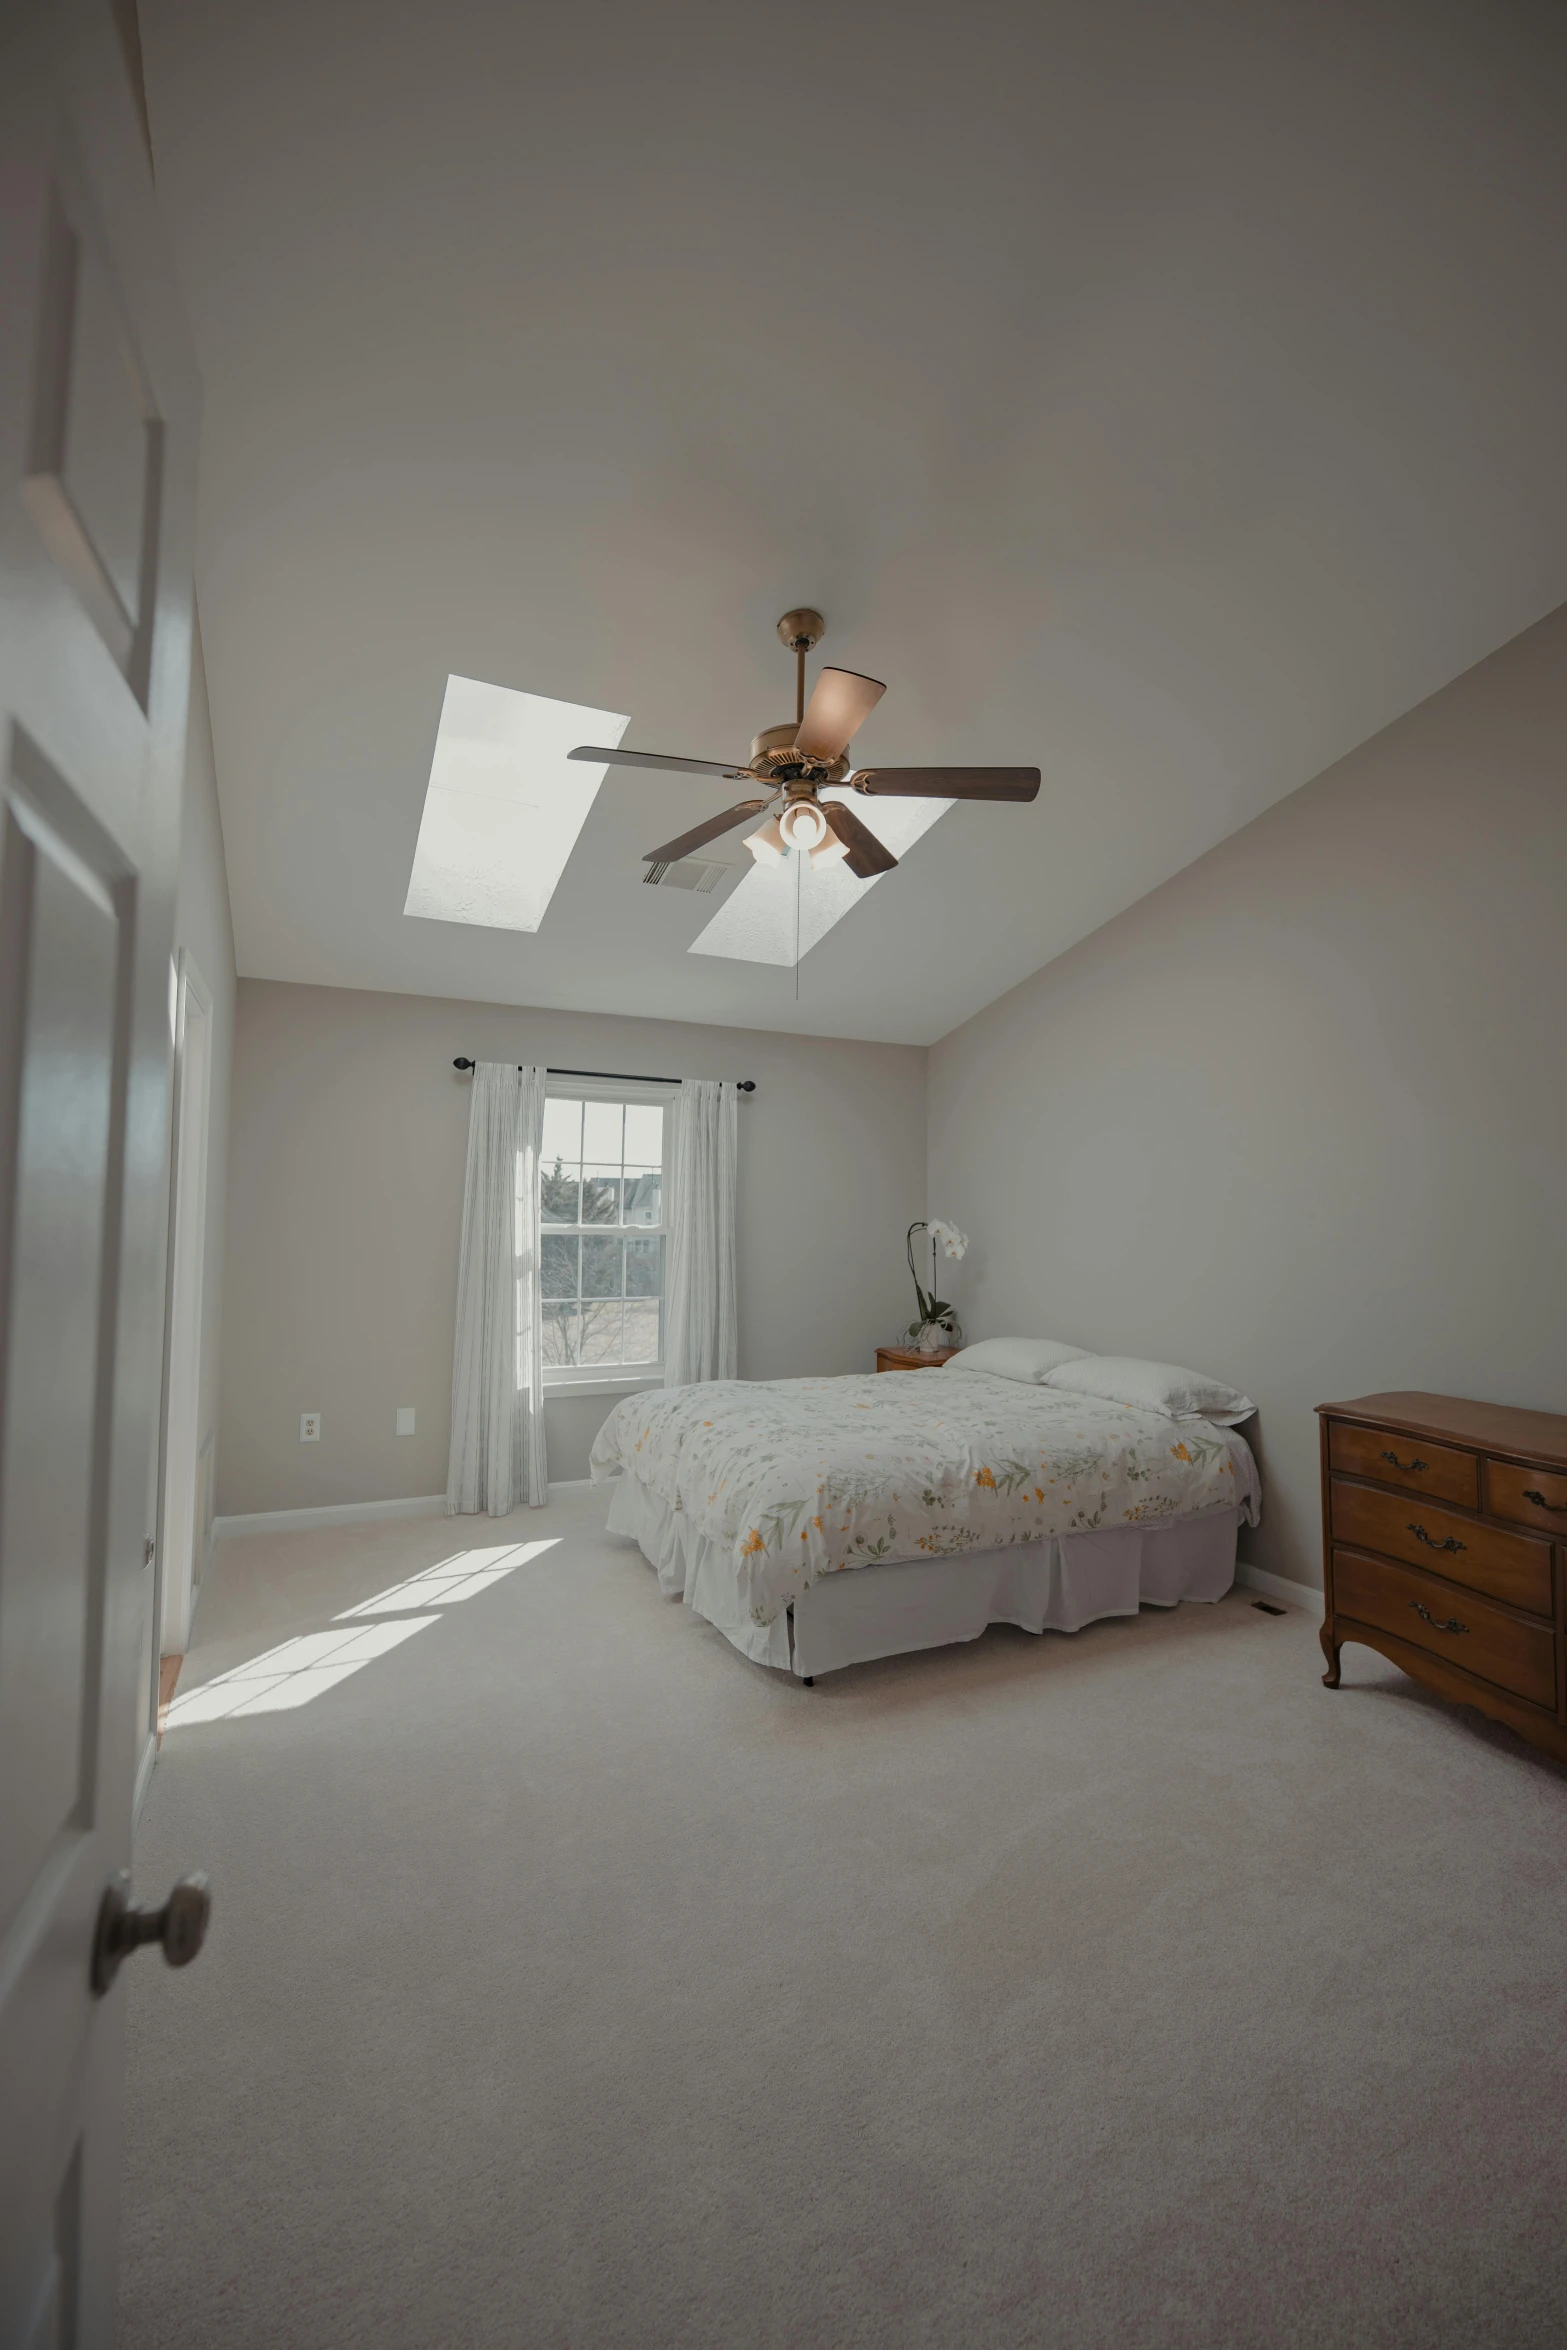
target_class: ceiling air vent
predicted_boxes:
[643,857,733,894]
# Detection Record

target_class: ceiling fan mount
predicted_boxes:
[775,606,826,654]
[568,608,1040,881]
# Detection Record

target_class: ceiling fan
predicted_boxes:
[568,608,1040,880]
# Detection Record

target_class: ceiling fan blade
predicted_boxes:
[794,668,886,761]
[643,800,769,866]
[571,745,746,779]
[849,766,1041,801]
[823,799,899,880]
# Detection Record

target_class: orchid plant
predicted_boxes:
[905,1217,968,1347]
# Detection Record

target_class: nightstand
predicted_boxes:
[875,1346,959,1372]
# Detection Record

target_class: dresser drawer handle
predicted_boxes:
[1522,1487,1567,1514]
[1408,1523,1465,1555]
[1381,1449,1427,1472]
[1410,1599,1467,1635]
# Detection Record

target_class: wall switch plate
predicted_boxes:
[395,1407,416,1437]
[300,1412,321,1442]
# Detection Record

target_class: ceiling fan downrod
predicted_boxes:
[776,605,826,730]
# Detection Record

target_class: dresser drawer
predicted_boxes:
[1329,1478,1553,1617]
[1328,1420,1477,1508]
[1486,1459,1567,1535]
[1333,1547,1557,1709]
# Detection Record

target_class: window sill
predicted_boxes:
[542,1373,663,1403]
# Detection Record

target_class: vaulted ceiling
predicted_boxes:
[141,0,1567,1044]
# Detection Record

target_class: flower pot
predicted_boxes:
[914,1321,959,1354]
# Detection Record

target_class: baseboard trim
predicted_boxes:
[1236,1561,1324,1617]
[214,1494,448,1539]
[214,1482,602,1539]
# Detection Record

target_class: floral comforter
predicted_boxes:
[590,1370,1260,1633]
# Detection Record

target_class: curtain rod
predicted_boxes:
[452,1057,755,1093]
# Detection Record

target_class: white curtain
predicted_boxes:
[446,1062,549,1516]
[664,1079,739,1388]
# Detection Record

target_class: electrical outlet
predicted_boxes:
[300,1412,321,1442]
[395,1406,416,1437]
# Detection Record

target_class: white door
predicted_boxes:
[0,1,204,2340]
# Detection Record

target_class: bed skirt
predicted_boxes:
[602,1473,1243,1678]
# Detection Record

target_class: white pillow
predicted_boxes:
[1043,1354,1255,1425]
[943,1336,1088,1385]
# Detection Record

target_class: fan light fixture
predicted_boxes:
[749,796,849,867]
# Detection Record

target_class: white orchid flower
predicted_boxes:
[928,1218,968,1260]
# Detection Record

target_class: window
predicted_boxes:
[538,1089,669,1382]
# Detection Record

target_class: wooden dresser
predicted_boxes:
[875,1346,959,1373]
[1318,1392,1567,1763]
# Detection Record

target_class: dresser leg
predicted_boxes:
[1319,1618,1341,1688]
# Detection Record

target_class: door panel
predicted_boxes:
[0,760,128,1946]
[0,1,201,2337]
[20,173,164,705]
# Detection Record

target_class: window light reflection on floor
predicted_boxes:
[163,1542,561,1729]
[335,1540,559,1618]
[163,1619,437,1726]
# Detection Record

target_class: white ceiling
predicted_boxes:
[141,0,1567,1046]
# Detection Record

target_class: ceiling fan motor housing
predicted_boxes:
[747,721,849,788]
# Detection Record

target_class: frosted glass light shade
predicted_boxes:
[778,799,829,851]
[745,815,787,864]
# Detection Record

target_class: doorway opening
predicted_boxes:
[152,949,214,1736]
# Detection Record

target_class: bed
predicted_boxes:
[589,1366,1261,1679]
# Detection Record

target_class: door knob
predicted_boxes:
[91,1869,211,1996]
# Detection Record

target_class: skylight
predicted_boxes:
[403,676,629,932]
[688,791,951,966]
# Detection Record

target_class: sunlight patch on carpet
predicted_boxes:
[163,1619,436,1726]
[336,1541,560,1618]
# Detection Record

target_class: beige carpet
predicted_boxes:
[120,1492,1567,2348]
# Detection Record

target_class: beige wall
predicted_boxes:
[217,982,926,1514]
[927,603,1567,1592]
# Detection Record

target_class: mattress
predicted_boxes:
[591,1369,1260,1672]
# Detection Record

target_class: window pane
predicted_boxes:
[541,1233,579,1301]
[580,1168,619,1225]
[541,1302,580,1366]
[582,1099,624,1162]
[625,1234,664,1298]
[623,1102,664,1166]
[581,1234,623,1297]
[622,1298,662,1364]
[541,1162,580,1224]
[542,1097,583,1164]
[579,1299,624,1365]
[622,1168,662,1228]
